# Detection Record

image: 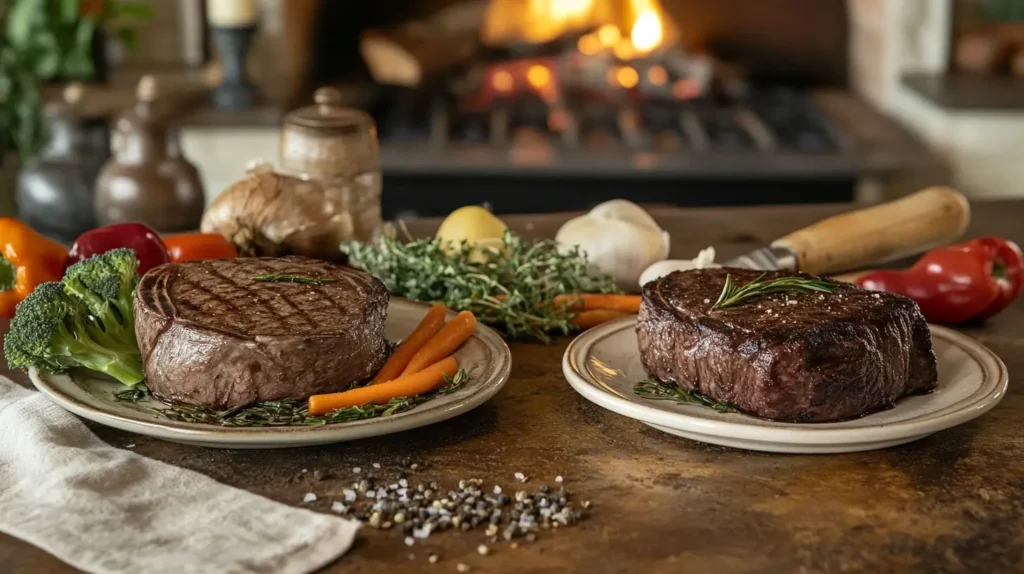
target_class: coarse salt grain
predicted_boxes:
[344,489,357,502]
[477,544,490,556]
[457,563,471,572]
[373,463,381,468]
[353,467,362,474]
[703,299,710,304]
[405,536,415,547]
[331,501,345,513]
[555,476,563,483]
[493,485,503,495]
[303,493,317,503]
[125,444,136,449]
[514,472,528,482]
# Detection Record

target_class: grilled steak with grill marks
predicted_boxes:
[636,268,937,422]
[134,256,389,409]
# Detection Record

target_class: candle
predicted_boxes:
[207,0,259,27]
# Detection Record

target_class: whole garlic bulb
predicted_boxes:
[555,200,670,292]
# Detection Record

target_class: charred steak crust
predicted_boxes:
[636,268,937,422]
[134,256,389,409]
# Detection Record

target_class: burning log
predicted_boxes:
[359,1,488,88]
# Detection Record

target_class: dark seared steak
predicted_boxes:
[636,268,937,422]
[134,256,389,409]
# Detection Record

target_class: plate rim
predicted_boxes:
[562,316,1008,446]
[30,298,512,446]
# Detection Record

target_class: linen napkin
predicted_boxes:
[0,376,360,574]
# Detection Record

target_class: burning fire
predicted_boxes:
[482,0,676,58]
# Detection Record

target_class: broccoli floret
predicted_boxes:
[5,281,144,386]
[62,248,139,341]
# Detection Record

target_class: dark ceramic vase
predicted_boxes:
[15,85,110,243]
[94,76,205,232]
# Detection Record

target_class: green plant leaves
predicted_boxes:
[59,0,80,23]
[5,0,43,49]
[110,1,153,19]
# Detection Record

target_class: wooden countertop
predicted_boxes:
[3,200,1024,573]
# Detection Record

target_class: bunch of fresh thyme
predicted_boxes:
[342,229,620,342]
[634,377,738,413]
[114,369,468,427]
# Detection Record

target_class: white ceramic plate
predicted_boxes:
[562,317,1008,454]
[31,298,512,449]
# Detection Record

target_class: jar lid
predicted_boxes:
[284,87,375,133]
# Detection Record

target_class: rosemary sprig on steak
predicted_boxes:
[634,377,737,413]
[712,272,836,310]
[251,273,339,285]
[116,369,468,427]
[342,229,619,343]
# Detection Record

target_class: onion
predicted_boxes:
[200,166,354,262]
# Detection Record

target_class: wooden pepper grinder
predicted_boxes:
[94,75,206,232]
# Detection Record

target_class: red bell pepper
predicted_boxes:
[856,237,1023,324]
[65,223,171,275]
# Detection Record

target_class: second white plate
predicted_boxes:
[562,317,1007,454]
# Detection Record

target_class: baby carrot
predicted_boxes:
[553,294,642,313]
[308,357,458,415]
[371,302,447,385]
[401,311,478,377]
[570,309,629,329]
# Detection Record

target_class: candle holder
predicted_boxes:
[211,24,259,110]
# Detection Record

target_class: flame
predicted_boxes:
[629,1,664,54]
[482,0,674,56]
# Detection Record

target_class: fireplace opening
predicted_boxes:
[299,1,858,218]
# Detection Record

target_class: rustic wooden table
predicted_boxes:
[3,202,1023,574]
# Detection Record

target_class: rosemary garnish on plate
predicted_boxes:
[634,377,738,413]
[251,273,339,285]
[114,369,468,427]
[712,272,836,309]
[342,228,619,343]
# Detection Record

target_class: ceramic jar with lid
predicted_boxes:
[94,75,206,232]
[279,87,382,243]
[16,84,110,243]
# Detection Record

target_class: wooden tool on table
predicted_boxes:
[725,187,971,275]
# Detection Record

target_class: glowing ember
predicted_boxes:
[596,24,621,47]
[609,66,639,88]
[647,65,668,85]
[577,34,602,55]
[492,70,515,92]
[527,65,553,90]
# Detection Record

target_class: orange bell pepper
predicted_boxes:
[0,218,69,318]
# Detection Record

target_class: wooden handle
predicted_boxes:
[772,187,970,275]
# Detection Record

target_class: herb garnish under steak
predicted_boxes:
[115,370,468,427]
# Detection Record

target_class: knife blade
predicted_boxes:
[720,187,970,275]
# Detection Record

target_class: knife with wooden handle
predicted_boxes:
[726,187,971,275]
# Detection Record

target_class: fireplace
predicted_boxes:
[279,0,930,219]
